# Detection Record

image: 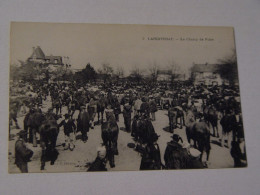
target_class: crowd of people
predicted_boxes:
[9,79,247,173]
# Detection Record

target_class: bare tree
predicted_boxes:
[167,59,181,88]
[99,63,114,83]
[217,49,238,85]
[130,65,144,84]
[115,66,124,78]
[149,60,158,82]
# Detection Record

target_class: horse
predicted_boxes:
[25,110,59,170]
[174,106,185,129]
[168,107,177,133]
[39,118,59,170]
[97,97,106,124]
[26,111,46,147]
[204,105,222,137]
[101,115,119,168]
[185,113,211,162]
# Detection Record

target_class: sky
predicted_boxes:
[10,22,236,76]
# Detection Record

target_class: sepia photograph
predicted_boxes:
[9,22,247,173]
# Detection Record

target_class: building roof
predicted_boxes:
[29,46,45,59]
[191,63,221,73]
[45,55,63,65]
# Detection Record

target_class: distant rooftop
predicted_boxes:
[29,46,45,59]
[191,63,221,73]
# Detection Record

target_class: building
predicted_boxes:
[191,63,223,86]
[157,69,172,81]
[27,46,71,71]
[157,69,187,82]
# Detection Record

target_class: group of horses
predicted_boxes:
[21,89,120,171]
[164,101,226,166]
[23,110,59,170]
[12,81,237,171]
[21,98,221,171]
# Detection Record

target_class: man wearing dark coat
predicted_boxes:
[15,130,34,173]
[140,133,161,170]
[164,134,185,169]
[113,99,121,122]
[220,109,236,148]
[140,97,150,117]
[59,114,76,150]
[88,97,97,129]
[149,97,157,121]
[123,102,132,132]
[168,107,177,133]
[77,106,90,142]
[23,108,35,142]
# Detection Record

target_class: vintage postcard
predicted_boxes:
[9,22,247,173]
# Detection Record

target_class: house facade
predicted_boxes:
[157,70,172,81]
[27,46,71,71]
[191,63,223,86]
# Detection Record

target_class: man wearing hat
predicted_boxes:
[133,96,142,116]
[140,96,150,117]
[77,106,90,142]
[220,109,235,148]
[149,97,157,121]
[164,134,185,169]
[88,97,97,129]
[23,108,35,143]
[123,102,132,133]
[140,132,161,170]
[15,130,34,173]
[113,98,121,122]
[58,113,76,150]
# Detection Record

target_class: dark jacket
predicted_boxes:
[149,100,157,113]
[87,157,107,172]
[140,143,161,170]
[59,119,76,136]
[220,114,236,133]
[123,105,132,118]
[15,139,33,166]
[77,111,90,132]
[140,102,150,115]
[113,102,121,115]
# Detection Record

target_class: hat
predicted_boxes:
[18,130,27,136]
[190,148,201,158]
[171,134,181,142]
